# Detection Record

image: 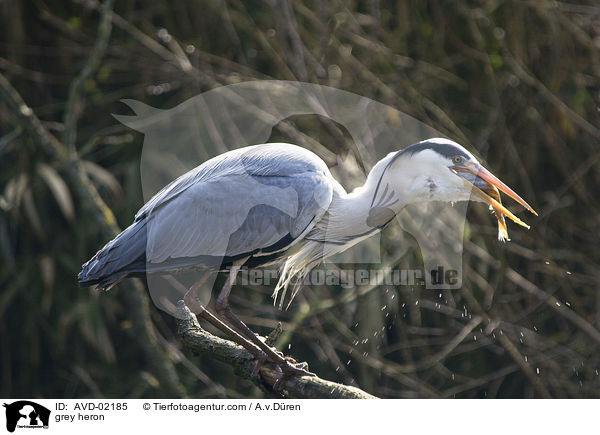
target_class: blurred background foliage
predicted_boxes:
[1,0,600,398]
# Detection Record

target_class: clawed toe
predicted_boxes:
[272,359,315,391]
[292,361,310,372]
[285,362,314,377]
[282,356,313,375]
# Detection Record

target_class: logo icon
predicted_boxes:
[3,401,50,433]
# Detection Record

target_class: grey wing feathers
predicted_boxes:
[144,143,333,264]
[135,143,330,220]
[78,219,147,288]
[223,171,332,258]
[79,143,334,287]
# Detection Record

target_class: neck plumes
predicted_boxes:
[272,152,411,308]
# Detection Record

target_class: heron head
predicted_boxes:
[381,138,537,237]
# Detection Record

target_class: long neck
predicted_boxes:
[286,153,412,292]
[315,152,411,243]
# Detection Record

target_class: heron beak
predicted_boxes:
[452,162,537,230]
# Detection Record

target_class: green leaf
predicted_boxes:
[38,164,75,221]
[82,160,122,197]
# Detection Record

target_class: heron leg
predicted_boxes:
[184,279,267,378]
[215,265,314,382]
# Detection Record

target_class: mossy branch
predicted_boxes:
[175,302,377,399]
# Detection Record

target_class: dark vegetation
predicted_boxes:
[1,0,599,398]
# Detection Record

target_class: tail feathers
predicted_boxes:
[79,219,147,290]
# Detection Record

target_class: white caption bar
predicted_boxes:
[0,399,595,434]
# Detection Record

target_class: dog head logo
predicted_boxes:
[3,401,50,433]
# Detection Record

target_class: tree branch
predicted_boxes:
[63,0,114,152]
[175,301,377,399]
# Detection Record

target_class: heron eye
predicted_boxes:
[452,156,462,164]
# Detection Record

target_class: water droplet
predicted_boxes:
[545,261,550,265]
[381,305,387,311]
[536,367,540,375]
[20,105,32,116]
[157,28,172,42]
[555,301,561,307]
[566,271,572,275]
[565,301,571,307]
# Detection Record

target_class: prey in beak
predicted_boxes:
[452,162,537,241]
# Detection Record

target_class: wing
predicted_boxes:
[141,143,334,269]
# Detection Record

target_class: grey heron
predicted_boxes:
[79,138,536,382]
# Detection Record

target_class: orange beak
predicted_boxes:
[452,163,537,230]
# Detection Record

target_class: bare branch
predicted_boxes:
[63,0,115,152]
[175,302,377,399]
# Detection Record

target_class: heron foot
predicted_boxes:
[281,353,312,372]
[290,360,310,371]
[272,359,315,391]
[269,346,284,359]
